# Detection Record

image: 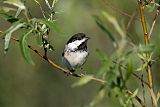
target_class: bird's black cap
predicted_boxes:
[67,33,88,44]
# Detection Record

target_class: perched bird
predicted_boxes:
[62,33,90,72]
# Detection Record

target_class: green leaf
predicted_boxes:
[0,7,16,12]
[138,44,155,53]
[93,15,117,47]
[137,53,147,60]
[44,0,52,11]
[3,0,25,10]
[95,48,113,78]
[136,62,148,72]
[125,59,133,83]
[146,3,156,12]
[95,48,111,63]
[36,34,43,46]
[102,11,125,38]
[15,7,23,18]
[157,92,160,102]
[124,89,139,107]
[130,89,138,98]
[20,29,34,65]
[39,19,63,34]
[72,75,93,87]
[0,12,19,23]
[3,0,26,18]
[4,22,25,53]
[52,0,58,8]
[89,88,106,107]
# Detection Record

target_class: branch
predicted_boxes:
[138,0,149,45]
[0,31,106,84]
[137,0,157,106]
[0,30,146,106]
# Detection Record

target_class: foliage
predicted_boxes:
[0,0,60,63]
[0,0,160,107]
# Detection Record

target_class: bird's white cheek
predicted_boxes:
[67,39,86,50]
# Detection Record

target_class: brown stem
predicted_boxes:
[125,89,146,107]
[0,31,106,84]
[137,0,157,106]
[126,10,137,31]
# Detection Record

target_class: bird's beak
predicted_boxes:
[86,37,90,40]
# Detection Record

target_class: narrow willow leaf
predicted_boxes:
[39,19,63,34]
[3,0,25,10]
[157,92,160,102]
[136,62,148,71]
[15,7,23,18]
[125,59,133,83]
[72,75,93,87]
[102,11,127,55]
[95,48,111,63]
[138,44,155,53]
[0,12,19,23]
[44,0,52,11]
[146,3,156,12]
[137,53,147,60]
[4,22,25,53]
[52,0,58,8]
[95,48,113,77]
[102,11,125,38]
[124,89,139,107]
[93,15,117,47]
[20,29,34,65]
[130,89,138,98]
[89,88,106,107]
[0,7,16,12]
[4,0,26,17]
[36,34,43,46]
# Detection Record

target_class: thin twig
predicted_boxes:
[126,10,137,31]
[132,73,149,87]
[149,5,160,39]
[141,74,146,106]
[112,60,149,87]
[125,89,146,107]
[33,0,47,18]
[102,0,140,21]
[137,0,157,106]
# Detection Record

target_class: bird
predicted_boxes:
[62,33,90,73]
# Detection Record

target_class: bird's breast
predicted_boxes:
[64,51,88,68]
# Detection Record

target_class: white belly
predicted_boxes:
[64,51,88,68]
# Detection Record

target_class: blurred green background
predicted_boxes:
[0,0,160,107]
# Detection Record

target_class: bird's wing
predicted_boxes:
[61,56,75,72]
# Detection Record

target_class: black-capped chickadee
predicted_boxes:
[62,33,90,72]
